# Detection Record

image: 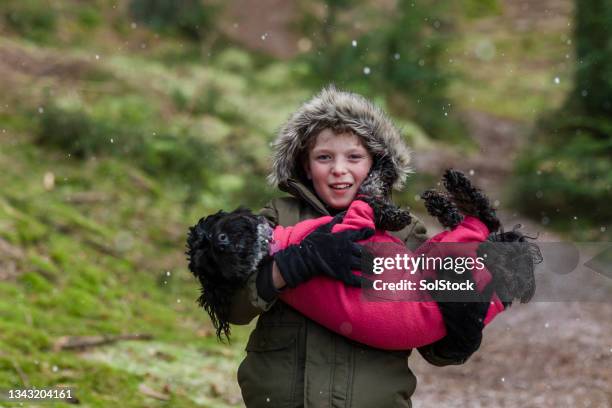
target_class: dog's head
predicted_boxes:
[186,207,273,339]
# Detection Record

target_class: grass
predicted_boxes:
[0,134,255,406]
[0,21,328,405]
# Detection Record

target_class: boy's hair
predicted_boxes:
[298,127,376,180]
[300,125,358,153]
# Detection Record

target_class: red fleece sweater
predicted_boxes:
[270,200,505,350]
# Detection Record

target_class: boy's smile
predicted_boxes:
[304,129,373,209]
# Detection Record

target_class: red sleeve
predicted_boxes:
[276,203,504,350]
[415,216,505,325]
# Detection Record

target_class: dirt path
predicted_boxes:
[410,110,612,407]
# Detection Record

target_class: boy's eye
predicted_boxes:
[316,154,331,161]
[349,154,365,160]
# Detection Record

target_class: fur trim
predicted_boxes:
[268,85,412,191]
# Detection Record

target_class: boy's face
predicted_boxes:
[304,129,373,209]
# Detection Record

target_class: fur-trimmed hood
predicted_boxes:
[268,86,412,192]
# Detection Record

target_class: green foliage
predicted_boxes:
[570,0,612,117]
[513,0,612,238]
[35,101,216,188]
[1,0,57,42]
[215,48,255,74]
[512,114,612,237]
[128,0,218,41]
[76,5,102,29]
[461,0,501,19]
[298,0,464,141]
[19,271,54,294]
[37,103,115,158]
[0,136,252,405]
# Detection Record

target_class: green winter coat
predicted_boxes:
[228,86,464,407]
[229,179,463,408]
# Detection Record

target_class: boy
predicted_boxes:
[230,86,483,407]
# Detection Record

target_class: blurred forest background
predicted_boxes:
[0,0,610,406]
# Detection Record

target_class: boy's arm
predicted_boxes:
[416,216,505,366]
[398,215,471,365]
[275,204,446,350]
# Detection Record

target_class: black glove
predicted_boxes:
[256,213,374,301]
[256,214,374,301]
[426,266,494,363]
[274,213,374,288]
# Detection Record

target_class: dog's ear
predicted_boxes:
[186,221,210,279]
[197,283,234,340]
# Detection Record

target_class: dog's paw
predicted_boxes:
[421,189,463,229]
[367,198,412,231]
[441,169,500,232]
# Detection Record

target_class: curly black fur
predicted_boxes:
[442,169,500,233]
[357,155,412,231]
[186,208,271,339]
[420,189,464,229]
[478,225,543,307]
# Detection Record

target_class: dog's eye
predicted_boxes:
[217,233,229,245]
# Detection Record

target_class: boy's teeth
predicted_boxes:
[331,184,351,190]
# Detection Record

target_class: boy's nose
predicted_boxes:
[331,160,348,176]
